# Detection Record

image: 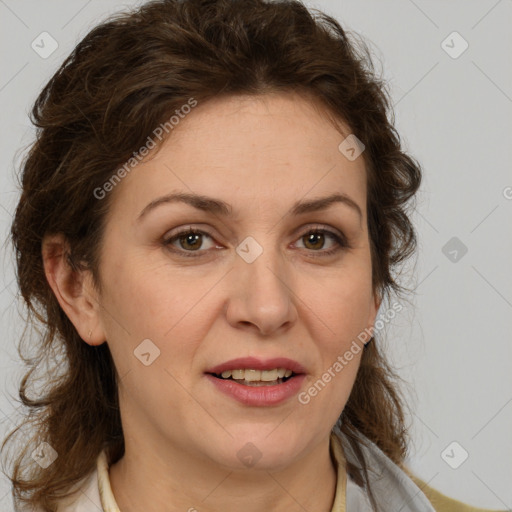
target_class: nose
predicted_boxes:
[224,240,298,337]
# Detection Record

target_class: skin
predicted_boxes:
[42,91,381,512]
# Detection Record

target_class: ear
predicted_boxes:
[41,233,106,346]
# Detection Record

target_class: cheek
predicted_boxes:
[100,257,218,369]
[103,251,188,327]
[99,265,207,414]
[309,267,374,343]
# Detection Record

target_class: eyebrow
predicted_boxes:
[136,191,363,222]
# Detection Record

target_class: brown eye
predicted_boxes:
[177,232,203,251]
[296,228,347,256]
[163,228,216,256]
[302,231,326,250]
[162,226,348,259]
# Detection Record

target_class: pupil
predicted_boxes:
[306,232,323,249]
[182,233,201,250]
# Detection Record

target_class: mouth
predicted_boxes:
[204,366,307,406]
[204,356,307,390]
[207,368,299,387]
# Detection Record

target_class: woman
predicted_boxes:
[1,0,503,511]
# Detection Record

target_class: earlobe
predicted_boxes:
[41,233,106,346]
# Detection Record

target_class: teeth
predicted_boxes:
[244,369,261,382]
[261,369,278,381]
[244,379,283,386]
[217,368,294,381]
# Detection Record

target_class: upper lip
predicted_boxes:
[205,357,307,375]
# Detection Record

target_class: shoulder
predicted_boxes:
[25,467,101,512]
[406,471,507,512]
[31,450,118,512]
[333,426,506,512]
[54,467,102,512]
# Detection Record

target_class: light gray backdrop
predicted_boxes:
[0,0,511,510]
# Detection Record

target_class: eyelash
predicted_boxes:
[162,225,349,259]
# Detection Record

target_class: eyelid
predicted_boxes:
[162,223,349,257]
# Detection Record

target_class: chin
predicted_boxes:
[210,430,305,472]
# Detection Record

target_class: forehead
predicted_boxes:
[168,92,354,161]
[107,92,367,221]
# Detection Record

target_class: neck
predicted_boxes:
[108,434,341,512]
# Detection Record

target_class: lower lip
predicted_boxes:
[205,374,306,406]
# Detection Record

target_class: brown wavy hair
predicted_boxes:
[1,0,422,510]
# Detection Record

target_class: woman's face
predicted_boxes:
[91,92,380,471]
